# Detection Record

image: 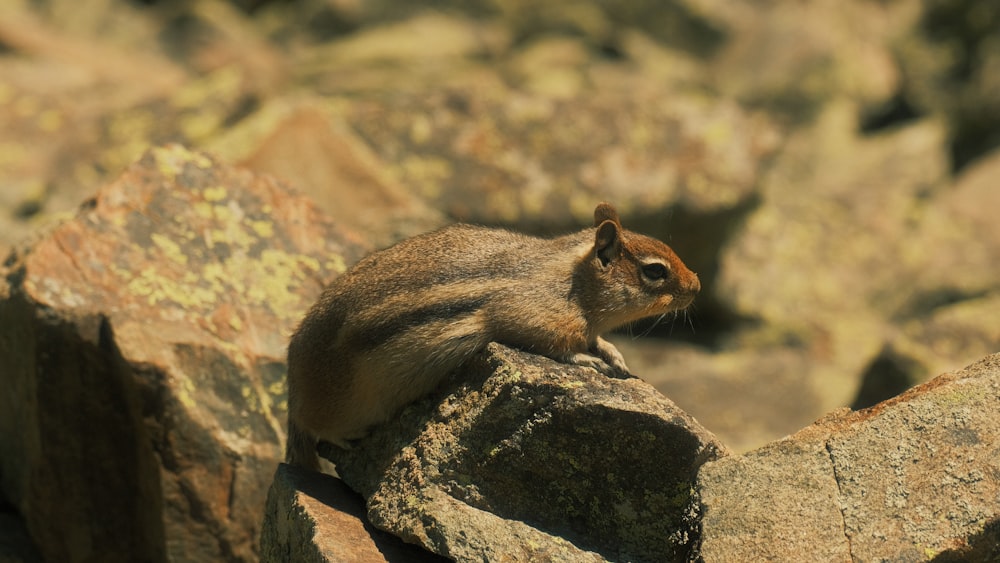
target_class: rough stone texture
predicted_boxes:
[3,3,1000,558]
[325,343,729,563]
[850,138,1000,416]
[0,145,366,561]
[0,6,190,255]
[261,464,446,563]
[696,353,1000,561]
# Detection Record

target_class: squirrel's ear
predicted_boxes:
[593,202,620,227]
[595,219,622,267]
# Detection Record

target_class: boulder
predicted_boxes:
[0,506,41,563]
[0,7,190,257]
[696,353,1000,561]
[706,0,904,120]
[261,463,446,563]
[268,351,1000,562]
[342,86,777,236]
[615,339,823,454]
[893,1,1000,170]
[324,343,729,563]
[209,98,446,248]
[717,105,953,409]
[0,145,366,561]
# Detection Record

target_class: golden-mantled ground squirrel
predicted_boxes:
[286,203,700,470]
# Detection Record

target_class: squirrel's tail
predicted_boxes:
[285,419,320,472]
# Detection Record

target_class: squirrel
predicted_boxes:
[285,202,700,470]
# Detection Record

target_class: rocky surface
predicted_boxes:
[262,463,446,563]
[0,146,366,561]
[1,0,998,455]
[1,1,999,561]
[270,350,1000,562]
[696,353,1000,561]
[323,343,728,562]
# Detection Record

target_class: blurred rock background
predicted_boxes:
[0,0,997,557]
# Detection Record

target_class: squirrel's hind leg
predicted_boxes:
[285,419,321,472]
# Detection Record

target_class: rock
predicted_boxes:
[325,343,729,563]
[696,353,1000,561]
[296,11,509,95]
[0,145,366,561]
[614,339,822,453]
[333,83,776,327]
[0,506,41,563]
[3,7,999,559]
[209,98,446,248]
[717,104,952,409]
[896,292,1000,379]
[0,6,189,256]
[342,86,777,233]
[846,147,1000,401]
[894,0,1000,169]
[261,464,446,563]
[849,343,929,410]
[913,146,1000,301]
[707,0,904,120]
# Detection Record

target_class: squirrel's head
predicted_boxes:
[581,202,700,333]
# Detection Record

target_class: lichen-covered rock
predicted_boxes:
[343,87,776,234]
[325,343,729,563]
[696,353,1000,561]
[0,145,366,561]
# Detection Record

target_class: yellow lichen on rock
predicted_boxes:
[202,185,228,202]
[151,144,213,182]
[151,233,188,265]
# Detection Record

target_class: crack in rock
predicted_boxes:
[825,440,854,560]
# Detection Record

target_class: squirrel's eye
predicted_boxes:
[642,263,669,281]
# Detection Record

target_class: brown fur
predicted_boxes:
[285,203,700,469]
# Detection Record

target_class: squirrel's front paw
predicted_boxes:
[590,337,634,379]
[561,351,632,379]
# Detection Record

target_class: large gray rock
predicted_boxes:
[696,353,1000,561]
[325,343,729,562]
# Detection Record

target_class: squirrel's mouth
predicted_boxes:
[670,293,696,310]
[640,293,695,321]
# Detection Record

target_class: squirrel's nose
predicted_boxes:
[687,273,701,294]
